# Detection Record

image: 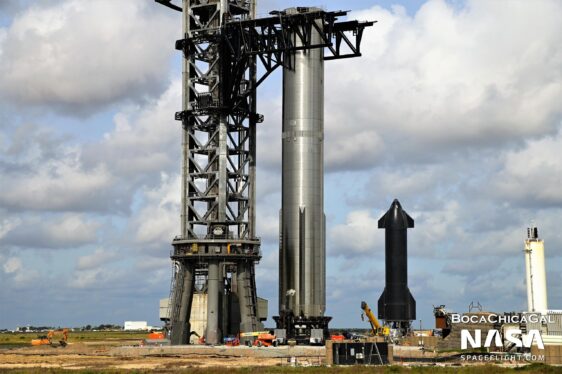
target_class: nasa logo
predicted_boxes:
[461,329,544,350]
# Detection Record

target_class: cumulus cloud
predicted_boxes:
[0,78,182,214]
[328,210,382,257]
[0,123,122,213]
[256,210,280,245]
[0,0,178,114]
[255,0,562,175]
[76,248,117,270]
[1,256,39,286]
[0,213,100,249]
[0,123,115,213]
[1,122,69,161]
[255,94,282,170]
[254,249,279,306]
[368,166,440,201]
[325,130,385,172]
[442,258,498,277]
[0,150,120,212]
[326,0,562,166]
[81,80,182,178]
[2,257,21,274]
[0,216,20,240]
[0,0,24,17]
[410,200,464,256]
[70,267,114,289]
[493,129,562,207]
[130,173,180,251]
[454,261,528,312]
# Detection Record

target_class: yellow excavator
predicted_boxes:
[361,301,390,337]
[31,328,69,347]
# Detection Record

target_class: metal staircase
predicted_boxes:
[167,262,184,338]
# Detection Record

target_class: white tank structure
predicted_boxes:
[524,225,548,314]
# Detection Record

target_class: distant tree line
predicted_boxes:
[81,324,123,331]
[16,326,57,332]
[12,324,124,332]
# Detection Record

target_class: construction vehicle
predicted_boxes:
[361,301,390,337]
[239,331,279,347]
[141,330,171,347]
[223,336,240,346]
[147,331,166,340]
[30,336,51,346]
[330,334,345,341]
[253,333,278,347]
[240,331,266,346]
[147,331,165,340]
[31,328,69,347]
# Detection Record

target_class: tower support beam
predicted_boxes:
[164,0,263,346]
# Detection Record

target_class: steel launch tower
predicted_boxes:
[156,0,373,345]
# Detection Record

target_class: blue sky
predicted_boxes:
[1,0,561,331]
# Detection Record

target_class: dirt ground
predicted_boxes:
[2,341,559,373]
[0,342,286,371]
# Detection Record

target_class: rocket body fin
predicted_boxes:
[406,288,416,320]
[377,288,386,320]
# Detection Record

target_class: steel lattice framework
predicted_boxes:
[156,0,373,345]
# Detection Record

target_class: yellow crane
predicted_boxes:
[361,301,389,336]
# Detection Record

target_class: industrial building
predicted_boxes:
[124,321,151,331]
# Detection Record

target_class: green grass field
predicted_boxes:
[0,330,148,346]
[159,365,561,373]
[220,366,559,374]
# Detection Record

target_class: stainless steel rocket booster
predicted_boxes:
[279,7,326,318]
